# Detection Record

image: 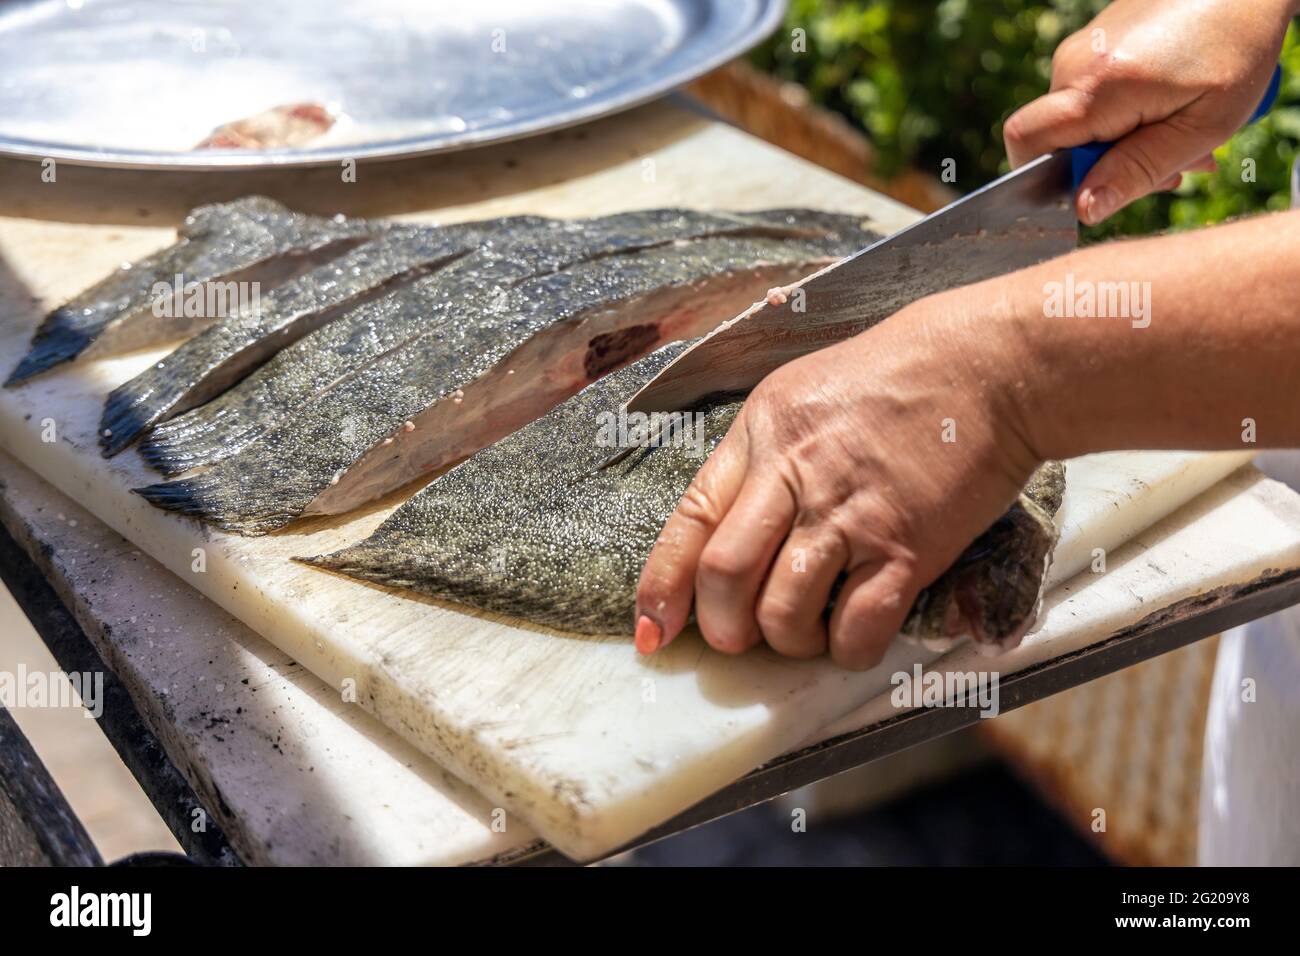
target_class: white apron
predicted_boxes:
[1197,160,1300,864]
[1198,454,1300,864]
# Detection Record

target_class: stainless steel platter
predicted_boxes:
[0,0,785,169]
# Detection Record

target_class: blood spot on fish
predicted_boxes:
[584,324,660,380]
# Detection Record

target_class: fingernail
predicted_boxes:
[1083,185,1118,225]
[635,614,663,655]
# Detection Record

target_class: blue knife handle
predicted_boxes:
[1070,64,1283,190]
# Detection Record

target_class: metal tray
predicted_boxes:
[0,0,785,169]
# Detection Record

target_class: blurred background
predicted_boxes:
[746,0,1300,239]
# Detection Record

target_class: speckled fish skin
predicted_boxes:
[304,343,1065,648]
[303,343,725,627]
[136,213,557,476]
[5,196,372,386]
[137,208,859,478]
[134,214,877,535]
[98,220,496,456]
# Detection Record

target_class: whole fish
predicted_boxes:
[136,208,857,478]
[134,214,878,534]
[303,342,1065,650]
[5,196,371,386]
[97,219,525,456]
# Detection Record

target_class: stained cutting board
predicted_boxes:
[0,101,1279,858]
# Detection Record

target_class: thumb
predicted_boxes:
[1076,120,1219,225]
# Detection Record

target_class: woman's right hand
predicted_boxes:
[1003,0,1293,225]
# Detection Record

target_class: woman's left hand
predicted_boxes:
[633,289,1040,670]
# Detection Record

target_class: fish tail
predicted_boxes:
[136,454,321,535]
[144,407,222,445]
[132,475,225,520]
[131,474,269,535]
[5,312,94,386]
[295,546,390,583]
[100,375,167,456]
[137,420,250,476]
[135,435,199,476]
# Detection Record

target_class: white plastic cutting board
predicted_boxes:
[0,105,1271,858]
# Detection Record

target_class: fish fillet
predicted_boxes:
[136,208,856,478]
[196,103,335,149]
[135,217,877,534]
[98,219,519,456]
[304,342,1065,650]
[5,196,371,385]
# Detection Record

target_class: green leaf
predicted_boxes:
[749,2,1299,236]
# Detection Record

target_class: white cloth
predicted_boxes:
[1198,451,1300,865]
[1196,163,1300,865]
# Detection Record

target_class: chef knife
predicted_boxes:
[622,66,1282,418]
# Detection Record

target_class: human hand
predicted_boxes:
[1004,0,1291,224]
[633,290,1039,670]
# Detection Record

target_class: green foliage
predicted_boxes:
[752,1,1300,240]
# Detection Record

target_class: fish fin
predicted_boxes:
[5,313,92,385]
[294,546,386,580]
[132,476,222,518]
[132,475,271,536]
[100,378,166,456]
[136,439,202,477]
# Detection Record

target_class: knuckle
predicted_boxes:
[794,498,833,529]
[1054,88,1093,128]
[893,557,922,594]
[1115,141,1163,191]
[796,477,863,526]
[1050,33,1095,81]
[1055,27,1087,57]
[1002,109,1030,147]
[829,499,905,561]
[745,380,783,419]
[755,594,804,638]
[816,519,857,564]
[1048,38,1074,72]
[674,483,722,530]
[696,543,751,585]
[1089,50,1133,84]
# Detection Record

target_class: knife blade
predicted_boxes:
[624,149,1076,416]
[621,65,1281,419]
